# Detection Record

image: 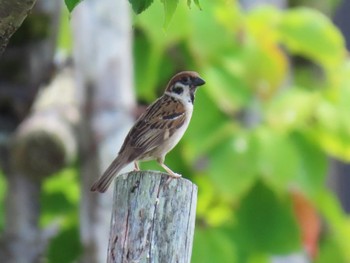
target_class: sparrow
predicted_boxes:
[91,71,205,193]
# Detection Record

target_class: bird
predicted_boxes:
[90,71,205,193]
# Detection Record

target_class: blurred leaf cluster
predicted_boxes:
[134,0,350,262]
[65,0,202,27]
[40,167,82,263]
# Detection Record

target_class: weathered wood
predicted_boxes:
[0,0,61,128]
[107,171,197,263]
[11,112,76,179]
[11,68,78,180]
[0,0,37,54]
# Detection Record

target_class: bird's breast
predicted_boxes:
[162,109,192,153]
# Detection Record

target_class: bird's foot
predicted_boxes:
[134,161,140,171]
[169,172,182,178]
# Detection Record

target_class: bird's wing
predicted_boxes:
[119,95,187,160]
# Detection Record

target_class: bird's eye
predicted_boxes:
[173,86,183,94]
[182,77,191,84]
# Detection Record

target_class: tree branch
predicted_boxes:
[0,0,37,54]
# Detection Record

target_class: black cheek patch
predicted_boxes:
[173,86,184,94]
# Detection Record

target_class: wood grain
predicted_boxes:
[107,171,197,263]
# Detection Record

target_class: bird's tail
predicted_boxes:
[90,155,128,193]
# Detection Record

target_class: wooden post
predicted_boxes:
[107,171,198,263]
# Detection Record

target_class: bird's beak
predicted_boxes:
[193,77,205,87]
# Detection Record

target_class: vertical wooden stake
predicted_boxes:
[107,171,197,263]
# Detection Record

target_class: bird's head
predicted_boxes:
[165,71,205,104]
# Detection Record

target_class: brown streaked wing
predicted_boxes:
[119,95,186,159]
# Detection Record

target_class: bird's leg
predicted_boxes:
[156,158,181,178]
[134,161,140,171]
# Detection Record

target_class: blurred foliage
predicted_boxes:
[0,171,6,232]
[134,0,350,262]
[58,7,72,53]
[3,0,349,262]
[41,167,82,262]
[64,0,202,27]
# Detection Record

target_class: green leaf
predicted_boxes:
[307,63,350,161]
[192,227,237,263]
[254,128,299,189]
[203,64,252,115]
[133,31,159,101]
[193,0,202,9]
[308,99,350,161]
[183,91,230,162]
[188,0,202,10]
[243,7,288,96]
[47,226,82,263]
[316,190,350,261]
[64,0,82,13]
[278,8,345,69]
[0,171,6,232]
[42,167,79,203]
[266,87,319,132]
[41,192,75,218]
[290,133,327,197]
[58,6,73,51]
[129,0,154,14]
[316,236,347,263]
[207,132,258,199]
[234,181,301,254]
[240,40,288,98]
[190,1,235,61]
[40,167,79,226]
[134,0,191,58]
[161,0,179,27]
